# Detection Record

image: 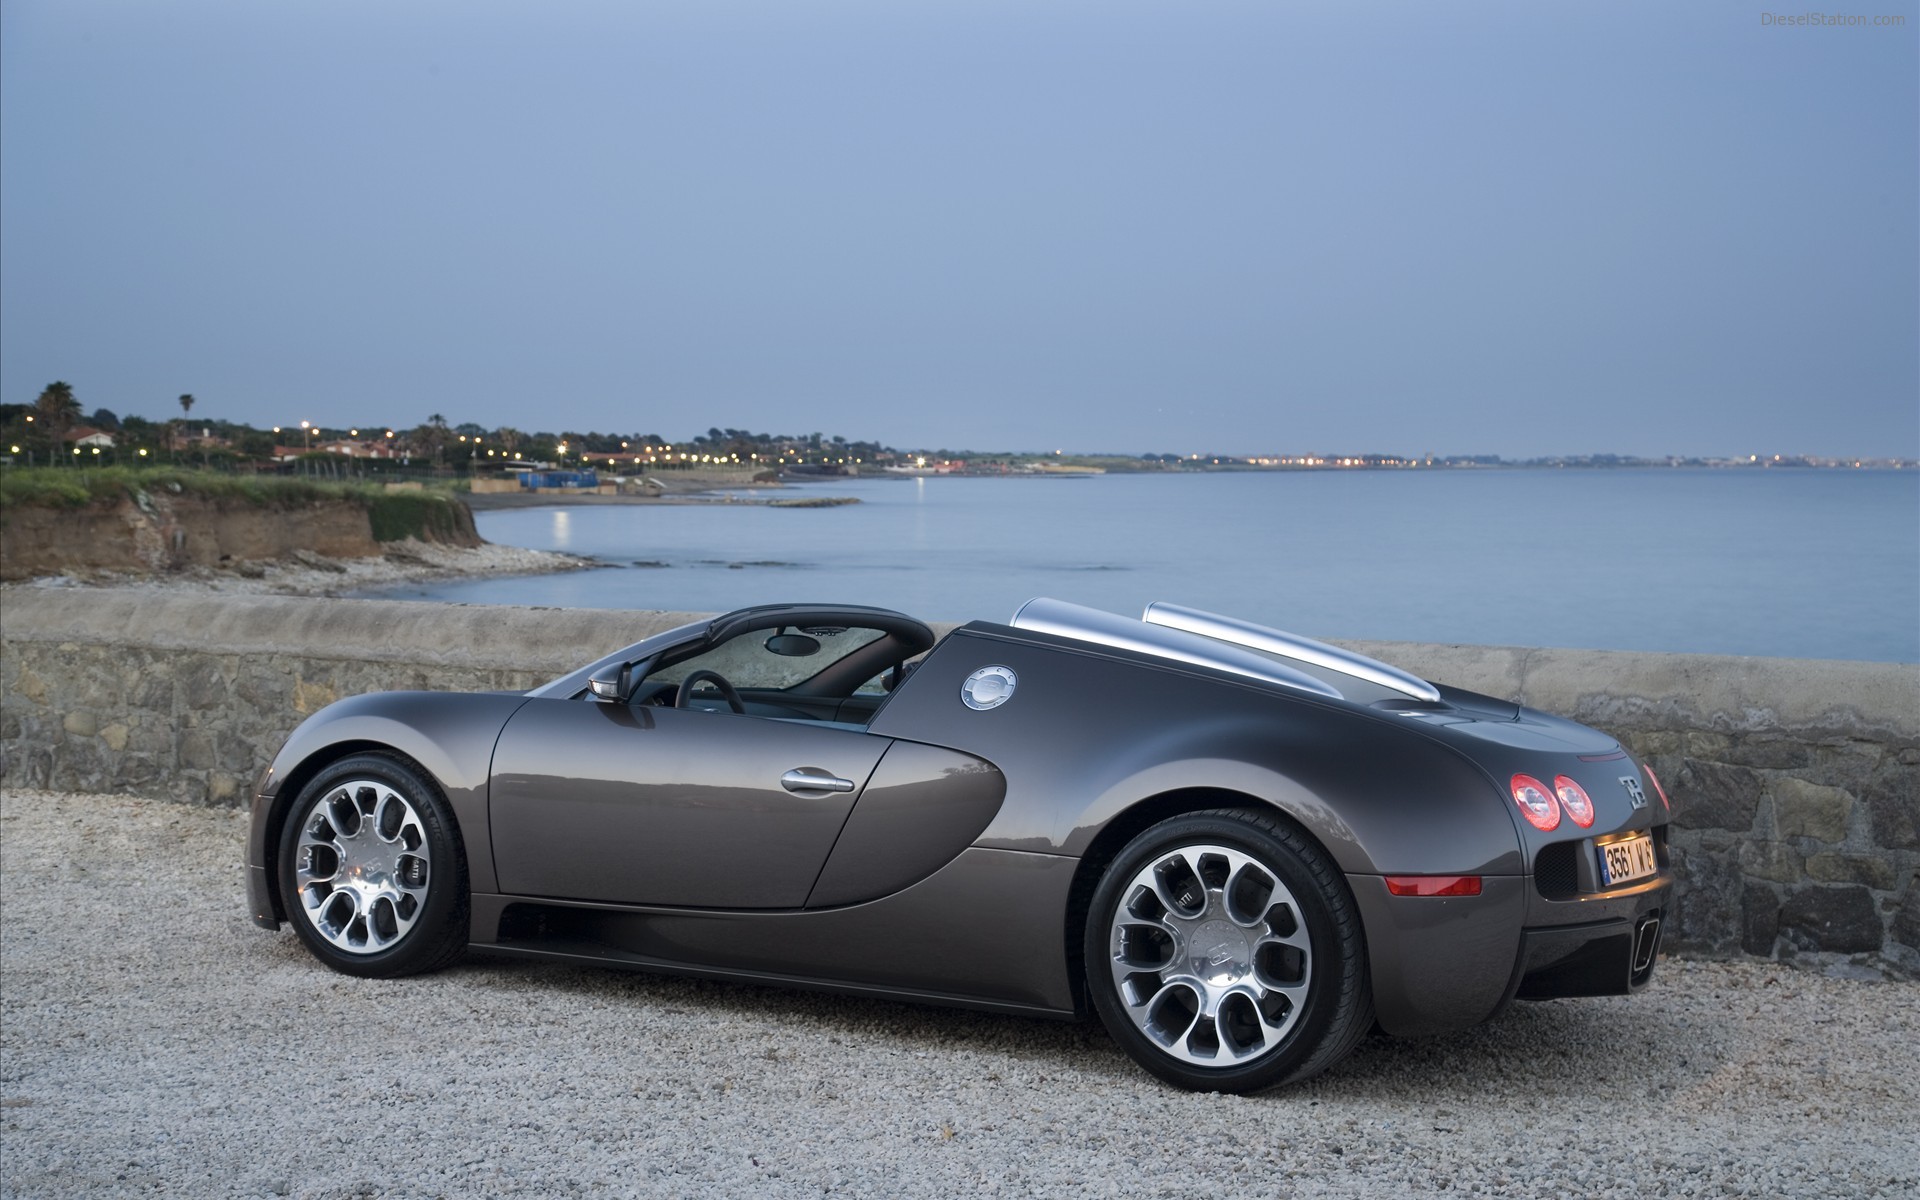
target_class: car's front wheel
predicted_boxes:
[1085,809,1372,1092]
[277,754,469,978]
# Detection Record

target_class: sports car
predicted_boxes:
[247,597,1673,1092]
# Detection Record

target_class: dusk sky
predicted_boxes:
[2,1,1914,458]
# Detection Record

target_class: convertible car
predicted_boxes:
[247,597,1672,1092]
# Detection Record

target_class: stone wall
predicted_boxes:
[3,589,1915,972]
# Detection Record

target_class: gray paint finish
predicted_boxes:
[473,846,1080,1014]
[489,700,890,908]
[250,690,531,903]
[870,626,1529,877]
[806,739,1007,908]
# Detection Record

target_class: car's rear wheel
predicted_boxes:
[1085,809,1372,1092]
[278,754,469,978]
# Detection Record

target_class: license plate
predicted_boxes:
[1597,833,1658,887]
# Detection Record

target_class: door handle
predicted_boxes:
[781,767,856,794]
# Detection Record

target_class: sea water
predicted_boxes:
[352,469,1919,663]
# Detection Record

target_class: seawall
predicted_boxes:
[2,588,1914,971]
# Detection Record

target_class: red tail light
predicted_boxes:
[1552,775,1595,828]
[1510,774,1560,832]
[1642,763,1670,812]
[1385,875,1483,897]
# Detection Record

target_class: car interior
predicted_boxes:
[614,607,940,728]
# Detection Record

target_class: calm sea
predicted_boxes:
[353,469,1919,663]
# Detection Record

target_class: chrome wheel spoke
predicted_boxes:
[293,779,433,956]
[1108,841,1312,1068]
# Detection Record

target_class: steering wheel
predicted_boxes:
[674,669,746,714]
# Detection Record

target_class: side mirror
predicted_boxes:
[764,632,822,657]
[588,662,630,703]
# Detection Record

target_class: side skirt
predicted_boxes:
[473,941,1075,1020]
[466,845,1082,1014]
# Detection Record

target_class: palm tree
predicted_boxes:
[35,381,80,464]
[175,394,196,465]
[411,420,448,467]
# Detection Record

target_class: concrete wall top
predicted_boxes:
[6,588,1914,743]
[0,588,714,682]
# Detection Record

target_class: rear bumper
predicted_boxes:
[1512,871,1670,1000]
[1352,868,1672,1037]
[1351,874,1527,1037]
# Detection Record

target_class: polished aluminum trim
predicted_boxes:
[1010,598,1342,699]
[781,767,856,794]
[961,665,1018,711]
[1142,602,1442,703]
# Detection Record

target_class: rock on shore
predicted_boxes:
[6,537,589,599]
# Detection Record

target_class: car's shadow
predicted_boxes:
[440,949,1724,1101]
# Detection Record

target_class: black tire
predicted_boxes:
[277,753,469,979]
[1084,808,1372,1092]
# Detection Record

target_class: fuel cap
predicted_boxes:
[961,665,1017,711]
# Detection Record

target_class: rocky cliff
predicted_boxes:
[0,485,480,581]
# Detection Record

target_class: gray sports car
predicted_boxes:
[247,597,1672,1092]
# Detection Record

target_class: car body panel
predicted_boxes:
[869,625,1528,877]
[471,845,1078,1013]
[249,690,531,911]
[489,699,891,908]
[806,739,1007,908]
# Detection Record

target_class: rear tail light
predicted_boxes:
[1552,775,1595,828]
[1510,774,1561,832]
[1642,763,1670,812]
[1385,875,1483,897]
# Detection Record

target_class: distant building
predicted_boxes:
[316,439,400,459]
[65,426,116,449]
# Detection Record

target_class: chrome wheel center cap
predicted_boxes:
[339,839,400,897]
[1187,918,1252,986]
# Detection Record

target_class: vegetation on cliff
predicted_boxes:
[0,467,473,545]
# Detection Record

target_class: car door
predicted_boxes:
[489,697,892,908]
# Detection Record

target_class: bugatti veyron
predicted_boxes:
[246,598,1673,1092]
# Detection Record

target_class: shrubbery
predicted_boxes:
[0,466,471,543]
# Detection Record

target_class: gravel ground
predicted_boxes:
[2,789,1915,1200]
